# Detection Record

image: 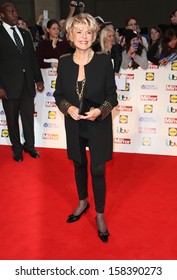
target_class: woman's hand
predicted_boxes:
[79,108,101,121]
[36,82,44,92]
[68,106,101,121]
[128,45,137,59]
[36,14,44,26]
[69,1,77,13]
[115,72,121,77]
[67,106,80,121]
[79,2,85,12]
[0,88,7,99]
[51,62,58,68]
[159,58,168,66]
[51,38,58,48]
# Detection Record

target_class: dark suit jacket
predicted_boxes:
[0,25,43,99]
[54,52,118,165]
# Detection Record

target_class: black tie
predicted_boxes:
[11,27,24,54]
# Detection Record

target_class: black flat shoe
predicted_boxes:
[13,152,23,162]
[66,203,90,223]
[98,230,110,243]
[24,148,40,158]
[95,216,110,243]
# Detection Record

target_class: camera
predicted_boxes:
[71,2,83,8]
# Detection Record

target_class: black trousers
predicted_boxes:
[2,75,35,153]
[73,132,106,213]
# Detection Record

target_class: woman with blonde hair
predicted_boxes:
[100,26,115,53]
[54,13,118,242]
[100,26,122,73]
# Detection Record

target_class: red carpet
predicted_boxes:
[0,145,177,260]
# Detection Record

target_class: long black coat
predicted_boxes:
[0,25,43,99]
[54,52,118,165]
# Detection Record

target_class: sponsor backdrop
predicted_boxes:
[113,61,177,156]
[0,62,177,156]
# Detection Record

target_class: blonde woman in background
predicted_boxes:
[100,26,122,73]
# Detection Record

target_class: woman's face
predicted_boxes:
[70,24,95,50]
[47,23,59,39]
[17,19,27,29]
[126,19,137,32]
[150,28,160,42]
[167,36,177,49]
[130,37,139,45]
[104,30,115,46]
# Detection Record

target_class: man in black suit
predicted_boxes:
[0,2,44,162]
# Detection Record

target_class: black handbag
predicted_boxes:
[76,79,100,115]
[78,97,100,115]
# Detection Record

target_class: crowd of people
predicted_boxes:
[31,3,177,70]
[28,2,177,70]
[1,1,175,71]
[0,1,177,243]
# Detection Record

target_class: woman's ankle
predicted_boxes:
[96,213,107,233]
[73,199,88,215]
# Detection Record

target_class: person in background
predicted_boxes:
[92,16,111,52]
[54,13,118,243]
[120,17,148,50]
[59,1,86,52]
[17,16,33,41]
[94,16,111,32]
[121,29,148,70]
[147,26,163,65]
[114,27,120,44]
[30,14,45,46]
[17,17,28,30]
[100,26,122,73]
[148,26,163,47]
[66,1,85,19]
[100,26,115,53]
[36,19,70,69]
[58,18,66,39]
[158,28,177,66]
[0,2,44,162]
[92,16,112,52]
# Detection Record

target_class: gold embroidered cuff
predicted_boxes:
[59,99,72,116]
[99,101,112,120]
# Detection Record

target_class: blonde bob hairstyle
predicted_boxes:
[100,26,115,52]
[66,13,97,43]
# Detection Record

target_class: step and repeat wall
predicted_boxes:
[113,61,177,156]
[0,61,177,156]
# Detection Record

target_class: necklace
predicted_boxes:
[73,49,94,65]
[76,79,86,100]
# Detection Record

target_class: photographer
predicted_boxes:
[64,1,85,51]
[66,1,85,19]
